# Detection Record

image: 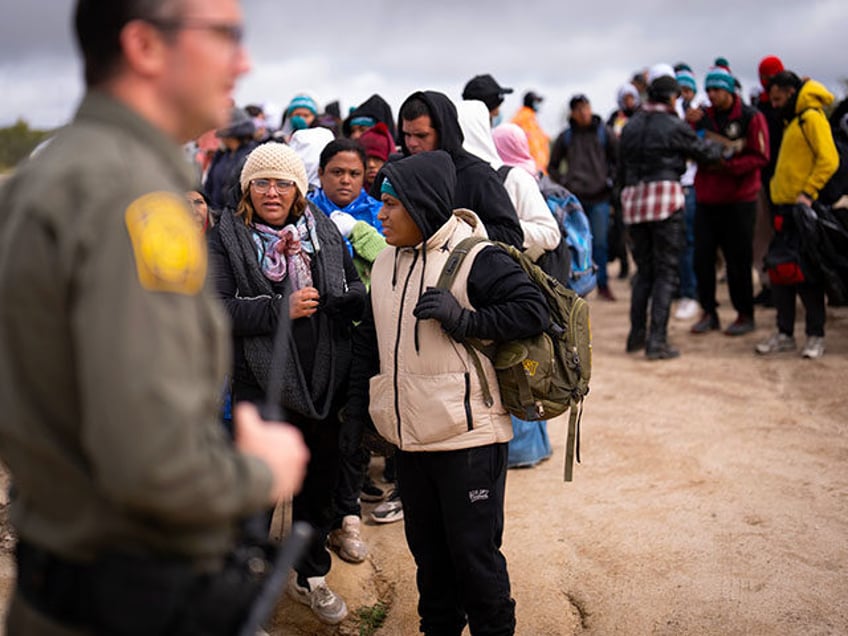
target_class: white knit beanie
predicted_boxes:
[240,142,308,197]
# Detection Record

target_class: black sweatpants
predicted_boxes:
[773,283,826,337]
[629,211,685,348]
[694,201,756,317]
[397,443,515,636]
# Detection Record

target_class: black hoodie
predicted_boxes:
[343,93,397,141]
[346,151,548,423]
[398,91,523,248]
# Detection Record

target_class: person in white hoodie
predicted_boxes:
[456,100,560,255]
[457,100,560,469]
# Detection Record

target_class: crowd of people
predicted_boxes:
[2,1,846,635]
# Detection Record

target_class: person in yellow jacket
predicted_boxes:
[756,71,839,359]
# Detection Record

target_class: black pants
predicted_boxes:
[694,201,756,317]
[333,445,369,520]
[629,211,685,348]
[773,283,826,337]
[397,444,515,636]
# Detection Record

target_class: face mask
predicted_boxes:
[290,115,309,131]
[491,113,503,128]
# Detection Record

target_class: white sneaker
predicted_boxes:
[801,336,825,359]
[674,298,700,320]
[755,332,796,355]
[328,514,368,563]
[288,575,348,624]
[370,488,403,524]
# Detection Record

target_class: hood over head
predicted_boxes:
[795,79,835,114]
[376,150,456,242]
[343,94,397,140]
[288,127,335,191]
[457,100,503,169]
[359,122,396,162]
[492,123,538,178]
[399,91,465,157]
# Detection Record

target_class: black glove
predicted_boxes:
[413,287,469,340]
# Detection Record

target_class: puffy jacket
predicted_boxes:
[548,115,617,203]
[770,80,839,205]
[618,103,724,187]
[694,95,769,204]
[349,151,548,452]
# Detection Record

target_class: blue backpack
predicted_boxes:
[539,176,597,297]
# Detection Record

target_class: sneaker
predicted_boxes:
[755,332,796,355]
[288,575,348,624]
[724,315,755,336]
[674,298,700,321]
[691,312,720,334]
[360,476,385,502]
[328,515,368,563]
[370,488,403,524]
[645,343,680,360]
[596,286,616,301]
[801,336,825,359]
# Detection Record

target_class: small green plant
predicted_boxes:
[356,602,387,636]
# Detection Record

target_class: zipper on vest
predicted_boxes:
[393,250,419,446]
[463,372,473,431]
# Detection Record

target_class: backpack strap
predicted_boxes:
[436,236,496,408]
[496,165,512,184]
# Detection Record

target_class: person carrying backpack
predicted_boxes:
[345,150,548,636]
[756,71,839,359]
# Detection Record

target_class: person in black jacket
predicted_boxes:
[398,90,524,248]
[618,69,725,359]
[208,142,366,625]
[342,93,397,141]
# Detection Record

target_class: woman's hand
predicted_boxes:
[289,286,320,319]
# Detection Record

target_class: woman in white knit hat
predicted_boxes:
[207,141,366,625]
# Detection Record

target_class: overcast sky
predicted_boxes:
[1,0,846,137]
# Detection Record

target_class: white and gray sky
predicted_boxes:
[1,0,846,136]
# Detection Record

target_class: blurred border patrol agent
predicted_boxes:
[0,0,309,633]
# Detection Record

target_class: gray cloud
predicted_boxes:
[2,0,847,134]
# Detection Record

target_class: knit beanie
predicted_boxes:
[359,122,395,162]
[240,142,309,197]
[705,66,736,93]
[676,69,697,93]
[286,94,319,117]
[758,55,785,89]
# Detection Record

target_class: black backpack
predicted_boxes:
[437,236,592,481]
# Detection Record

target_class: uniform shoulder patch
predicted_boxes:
[125,191,206,295]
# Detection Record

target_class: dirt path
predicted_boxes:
[2,271,847,635]
[273,271,848,635]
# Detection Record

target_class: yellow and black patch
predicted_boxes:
[125,191,206,294]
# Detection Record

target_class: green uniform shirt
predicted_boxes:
[0,91,272,563]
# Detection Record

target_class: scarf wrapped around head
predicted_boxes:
[492,123,539,179]
[216,202,348,419]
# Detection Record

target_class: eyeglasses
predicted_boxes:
[146,18,244,45]
[251,179,295,194]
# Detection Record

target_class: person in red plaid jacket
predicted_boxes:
[618,64,725,359]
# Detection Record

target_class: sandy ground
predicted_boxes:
[2,267,847,635]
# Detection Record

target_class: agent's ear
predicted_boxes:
[119,19,171,79]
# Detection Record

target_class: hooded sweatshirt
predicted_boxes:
[770,80,839,205]
[351,151,548,451]
[399,91,524,248]
[457,101,560,251]
[343,93,397,140]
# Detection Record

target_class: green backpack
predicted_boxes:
[436,236,592,481]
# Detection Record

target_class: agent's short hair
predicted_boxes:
[767,70,802,92]
[75,0,180,86]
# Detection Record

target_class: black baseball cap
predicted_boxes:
[462,74,514,111]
